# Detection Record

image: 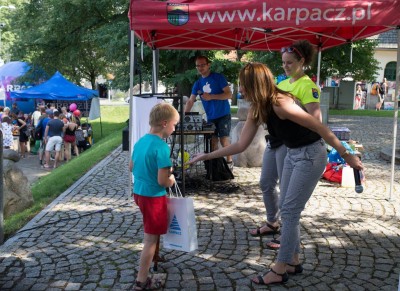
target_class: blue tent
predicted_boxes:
[11,71,98,100]
[0,61,34,112]
[0,61,30,79]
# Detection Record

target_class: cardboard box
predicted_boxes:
[330,127,351,141]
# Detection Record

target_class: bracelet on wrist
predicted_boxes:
[341,149,350,157]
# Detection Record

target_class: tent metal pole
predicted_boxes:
[388,28,400,201]
[129,30,136,199]
[316,45,322,86]
[129,30,136,154]
[152,49,159,93]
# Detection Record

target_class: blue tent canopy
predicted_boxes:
[0,61,30,79]
[11,71,98,100]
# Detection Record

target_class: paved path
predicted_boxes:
[0,115,399,290]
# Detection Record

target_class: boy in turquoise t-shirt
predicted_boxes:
[129,103,179,290]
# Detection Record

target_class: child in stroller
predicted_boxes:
[75,123,92,153]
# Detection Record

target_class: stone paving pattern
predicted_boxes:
[0,115,399,290]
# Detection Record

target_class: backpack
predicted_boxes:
[34,122,43,141]
[75,128,88,149]
[371,84,378,95]
[204,157,234,181]
[75,129,85,142]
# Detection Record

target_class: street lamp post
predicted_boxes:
[107,80,112,102]
[106,73,115,103]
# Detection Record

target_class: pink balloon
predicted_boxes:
[73,109,81,117]
[69,103,77,112]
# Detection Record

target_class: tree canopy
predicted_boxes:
[10,0,128,88]
[249,39,379,83]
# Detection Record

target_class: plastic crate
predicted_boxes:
[330,127,351,141]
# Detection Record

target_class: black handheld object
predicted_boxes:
[353,168,363,193]
[197,90,203,96]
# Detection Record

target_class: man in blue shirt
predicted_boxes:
[11,102,20,116]
[185,55,233,167]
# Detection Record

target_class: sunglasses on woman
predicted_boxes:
[280,47,304,59]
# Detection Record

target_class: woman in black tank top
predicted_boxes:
[187,62,363,286]
[63,120,79,162]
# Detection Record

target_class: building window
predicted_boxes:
[384,62,397,81]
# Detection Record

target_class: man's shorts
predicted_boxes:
[46,136,63,152]
[134,194,168,235]
[208,114,231,138]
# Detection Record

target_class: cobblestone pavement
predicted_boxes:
[0,115,399,290]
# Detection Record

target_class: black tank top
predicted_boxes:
[266,108,321,148]
[65,125,76,136]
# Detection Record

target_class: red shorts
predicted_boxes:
[134,194,168,235]
[64,134,76,143]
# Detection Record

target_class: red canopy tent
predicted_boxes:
[129,0,398,51]
[128,0,400,199]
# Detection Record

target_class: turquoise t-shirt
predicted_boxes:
[132,134,172,197]
[278,75,320,105]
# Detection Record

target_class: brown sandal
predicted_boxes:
[134,276,163,290]
[265,238,280,250]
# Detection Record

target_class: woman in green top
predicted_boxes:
[251,40,322,251]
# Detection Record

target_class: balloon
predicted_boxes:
[69,103,77,112]
[73,110,81,117]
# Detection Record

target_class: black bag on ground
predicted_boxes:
[204,158,234,181]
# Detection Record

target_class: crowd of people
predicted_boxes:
[130,39,364,289]
[0,102,91,169]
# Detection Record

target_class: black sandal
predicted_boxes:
[134,276,162,290]
[287,263,303,275]
[250,222,280,237]
[252,268,289,285]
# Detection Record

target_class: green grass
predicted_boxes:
[230,106,238,115]
[4,105,129,239]
[329,109,398,117]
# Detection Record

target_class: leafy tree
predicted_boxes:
[320,39,379,82]
[246,50,284,76]
[156,50,242,97]
[9,0,129,88]
[248,39,379,84]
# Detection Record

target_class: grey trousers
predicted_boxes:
[259,144,287,223]
[277,139,327,263]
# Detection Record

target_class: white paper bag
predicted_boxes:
[163,189,198,252]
